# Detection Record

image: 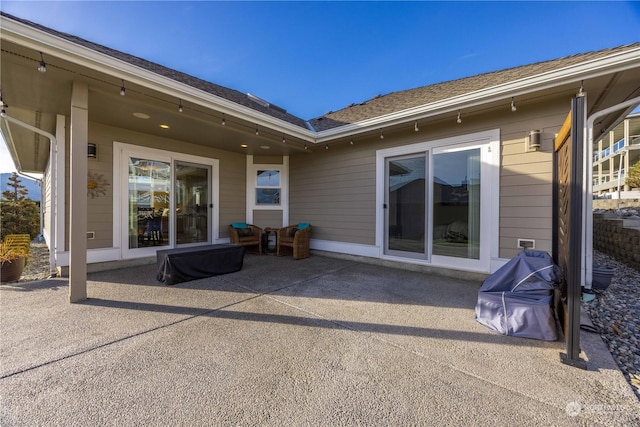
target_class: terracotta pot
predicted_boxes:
[1,256,25,283]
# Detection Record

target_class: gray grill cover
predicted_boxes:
[475,250,561,341]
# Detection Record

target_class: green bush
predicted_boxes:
[1,173,40,241]
[627,160,640,189]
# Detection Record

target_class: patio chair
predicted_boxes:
[228,223,263,254]
[276,223,312,260]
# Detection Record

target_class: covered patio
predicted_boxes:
[1,255,638,425]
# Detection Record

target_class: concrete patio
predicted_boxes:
[1,254,638,425]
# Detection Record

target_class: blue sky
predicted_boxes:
[1,1,640,172]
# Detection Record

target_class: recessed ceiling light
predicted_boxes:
[159,124,170,129]
[133,112,150,119]
[260,145,270,150]
[240,144,248,148]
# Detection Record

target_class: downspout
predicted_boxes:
[0,111,58,277]
[584,96,640,289]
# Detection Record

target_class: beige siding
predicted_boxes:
[253,210,282,228]
[499,101,568,258]
[219,154,246,239]
[290,146,377,245]
[290,97,570,262]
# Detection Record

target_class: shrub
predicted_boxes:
[627,160,640,189]
[1,173,40,240]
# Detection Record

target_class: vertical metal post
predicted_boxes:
[561,95,587,368]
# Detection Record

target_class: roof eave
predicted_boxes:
[0,16,317,143]
[314,47,640,143]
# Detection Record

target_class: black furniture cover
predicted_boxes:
[156,244,245,285]
[475,250,562,341]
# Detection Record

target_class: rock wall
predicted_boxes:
[593,213,640,271]
[592,198,640,210]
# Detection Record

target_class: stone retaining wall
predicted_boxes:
[593,213,640,271]
[593,199,640,210]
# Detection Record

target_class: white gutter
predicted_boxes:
[584,96,640,288]
[0,111,58,277]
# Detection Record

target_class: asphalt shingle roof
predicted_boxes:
[307,43,640,132]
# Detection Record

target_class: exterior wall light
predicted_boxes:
[528,130,541,151]
[88,143,97,159]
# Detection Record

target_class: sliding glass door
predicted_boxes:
[127,157,171,249]
[379,132,496,271]
[384,154,428,259]
[175,161,210,245]
[431,147,481,260]
[118,143,217,259]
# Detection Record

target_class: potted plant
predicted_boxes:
[0,240,28,283]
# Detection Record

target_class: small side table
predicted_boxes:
[262,227,280,254]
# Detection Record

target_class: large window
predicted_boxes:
[256,169,281,205]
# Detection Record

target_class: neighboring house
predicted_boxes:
[592,112,640,197]
[2,12,640,302]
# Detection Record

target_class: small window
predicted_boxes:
[256,170,280,205]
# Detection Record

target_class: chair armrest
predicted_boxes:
[293,226,312,244]
[277,225,296,240]
[248,224,263,237]
[228,225,240,243]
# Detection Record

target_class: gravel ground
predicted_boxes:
[584,250,640,400]
[18,242,52,281]
[11,242,640,400]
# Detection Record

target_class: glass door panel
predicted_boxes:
[385,154,427,259]
[175,161,210,245]
[432,148,481,259]
[128,157,171,249]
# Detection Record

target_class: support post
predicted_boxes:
[69,81,88,303]
[561,95,586,368]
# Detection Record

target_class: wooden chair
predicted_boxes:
[228,223,263,254]
[277,224,312,260]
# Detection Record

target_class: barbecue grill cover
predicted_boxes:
[475,250,561,341]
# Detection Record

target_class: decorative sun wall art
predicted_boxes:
[87,171,110,198]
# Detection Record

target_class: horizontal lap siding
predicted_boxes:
[253,210,282,229]
[290,147,377,245]
[499,102,568,259]
[219,155,245,238]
